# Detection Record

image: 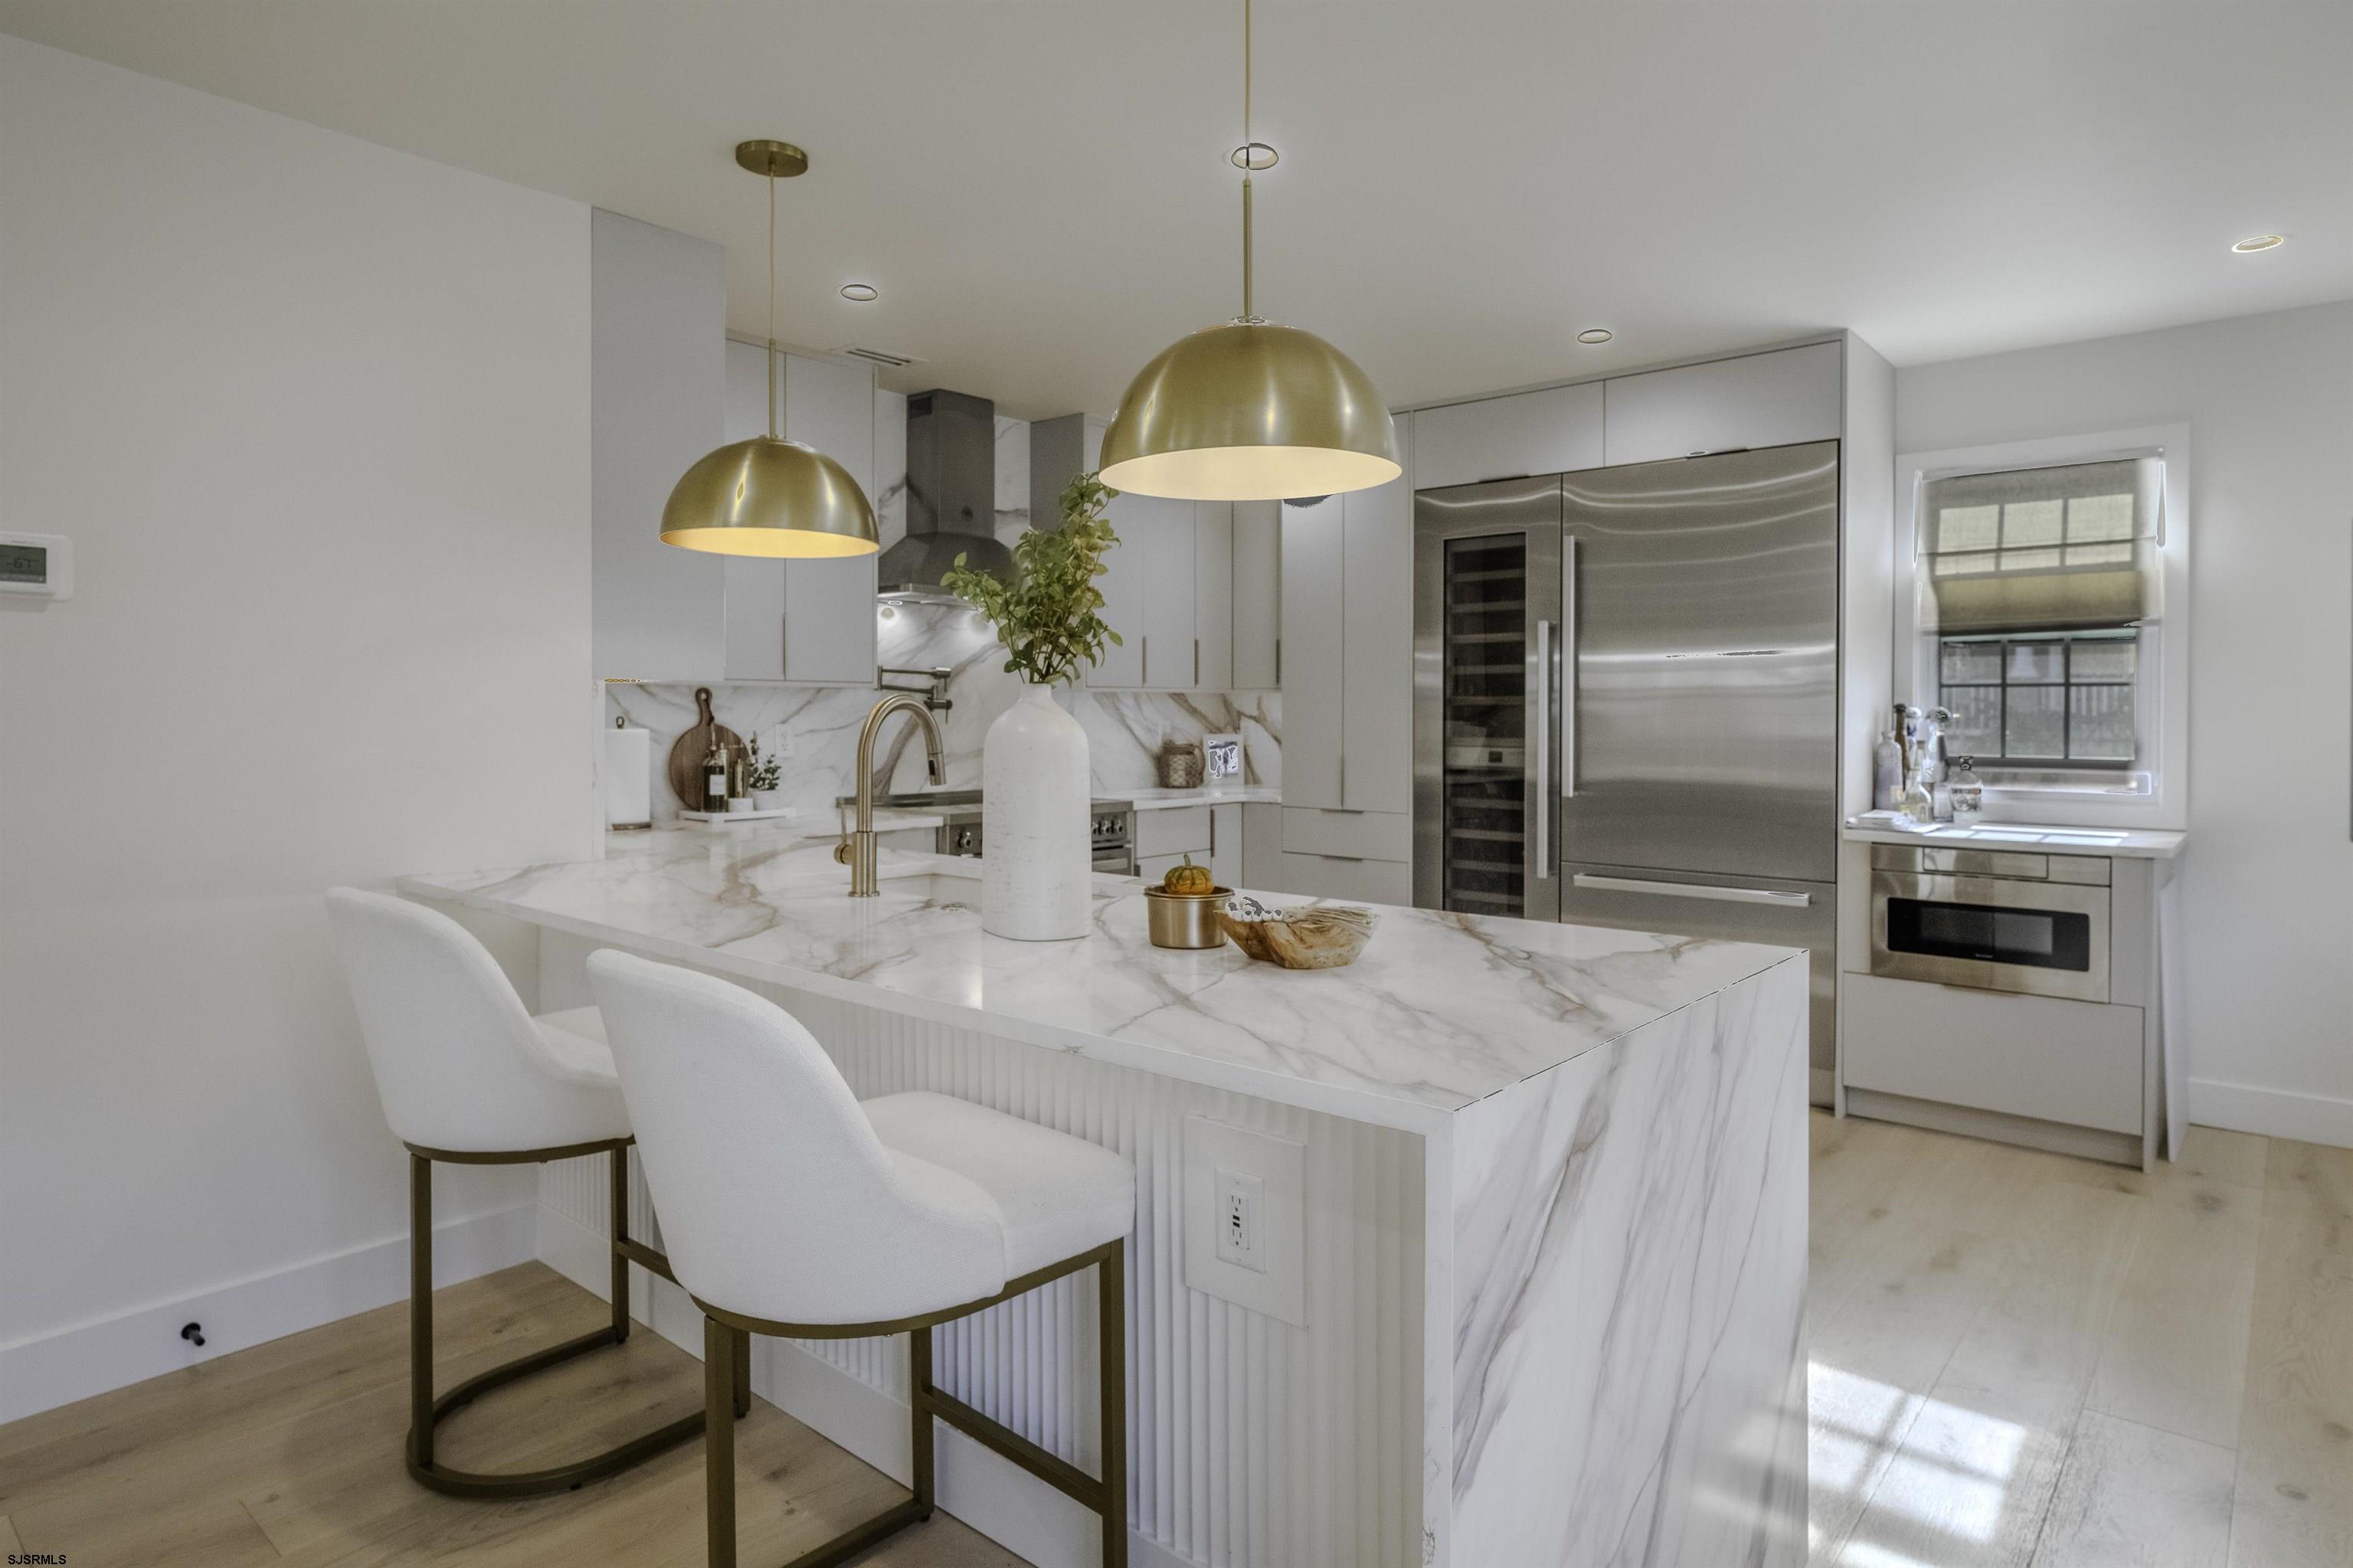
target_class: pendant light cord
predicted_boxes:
[1240,0,1254,322]
[765,169,781,440]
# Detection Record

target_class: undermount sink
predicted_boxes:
[861,869,984,905]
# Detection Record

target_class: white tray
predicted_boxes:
[679,806,802,827]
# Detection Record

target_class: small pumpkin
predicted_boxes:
[1163,854,1215,895]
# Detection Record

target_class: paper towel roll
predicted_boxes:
[604,723,653,829]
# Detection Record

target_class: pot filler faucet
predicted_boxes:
[838,692,947,895]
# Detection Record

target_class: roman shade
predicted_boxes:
[1921,457,2163,633]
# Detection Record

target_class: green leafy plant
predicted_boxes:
[942,473,1124,686]
[746,738,782,793]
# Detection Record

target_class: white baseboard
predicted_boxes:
[2190,1077,2353,1150]
[538,1206,1198,1568]
[0,1200,536,1425]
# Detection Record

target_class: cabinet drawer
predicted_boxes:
[1602,342,1841,467]
[1842,972,2143,1135]
[1135,805,1213,859]
[1411,381,1605,489]
[1274,851,1412,906]
[1281,807,1410,863]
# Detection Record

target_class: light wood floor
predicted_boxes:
[1810,1110,2353,1568]
[2,1113,2347,1566]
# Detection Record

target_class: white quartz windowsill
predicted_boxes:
[1843,817,2186,859]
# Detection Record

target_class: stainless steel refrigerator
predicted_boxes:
[1412,442,1840,1066]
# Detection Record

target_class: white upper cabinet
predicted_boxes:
[1278,494,1346,809]
[1230,501,1281,689]
[1193,500,1234,690]
[1339,461,1412,814]
[1277,414,1416,817]
[1410,381,1604,490]
[1601,341,1841,467]
[720,345,879,684]
[591,209,726,682]
[1137,494,1197,689]
[1032,414,1248,692]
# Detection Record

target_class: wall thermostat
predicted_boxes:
[0,532,72,600]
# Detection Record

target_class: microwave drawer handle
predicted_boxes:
[1571,872,1813,907]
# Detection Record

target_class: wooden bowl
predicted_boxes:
[1217,901,1376,969]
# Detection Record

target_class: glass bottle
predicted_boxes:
[1900,763,1936,827]
[1873,725,1903,811]
[702,734,728,813]
[1949,756,1983,825]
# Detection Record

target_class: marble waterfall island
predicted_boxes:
[402,825,1808,1568]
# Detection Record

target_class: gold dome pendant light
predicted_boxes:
[660,140,878,557]
[1098,0,1397,502]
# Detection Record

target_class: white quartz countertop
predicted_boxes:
[400,823,1799,1131]
[1843,817,2187,859]
[1123,787,1281,810]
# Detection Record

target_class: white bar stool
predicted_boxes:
[586,948,1137,1568]
[326,889,731,1498]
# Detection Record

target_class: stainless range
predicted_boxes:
[846,791,1136,876]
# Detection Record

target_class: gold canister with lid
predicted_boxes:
[1143,883,1229,949]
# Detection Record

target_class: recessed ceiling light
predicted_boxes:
[1576,328,1613,345]
[840,283,879,302]
[2230,234,2285,254]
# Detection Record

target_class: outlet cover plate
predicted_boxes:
[1183,1115,1305,1326]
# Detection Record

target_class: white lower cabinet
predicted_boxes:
[1271,853,1412,906]
[1242,803,1284,891]
[1278,807,1410,863]
[1841,972,2143,1135]
[1134,803,1240,889]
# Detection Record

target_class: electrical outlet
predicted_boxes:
[1214,1167,1265,1272]
[1183,1115,1306,1325]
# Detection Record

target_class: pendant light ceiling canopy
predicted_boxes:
[1098,0,1397,502]
[661,139,878,558]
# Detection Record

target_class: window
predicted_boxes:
[1917,456,2162,776]
[1937,629,2136,768]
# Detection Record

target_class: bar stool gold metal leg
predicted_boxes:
[707,1315,738,1568]
[692,1239,1127,1568]
[609,1144,633,1342]
[404,1145,709,1500]
[911,1324,936,1521]
[1099,1242,1127,1568]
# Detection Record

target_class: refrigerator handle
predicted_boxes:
[1562,535,1579,800]
[1571,872,1815,907]
[1534,618,1553,879]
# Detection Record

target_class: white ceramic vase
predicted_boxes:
[982,684,1091,941]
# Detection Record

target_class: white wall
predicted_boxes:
[0,35,594,1417]
[1895,301,2353,1147]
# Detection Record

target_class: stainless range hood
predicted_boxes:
[878,388,1016,602]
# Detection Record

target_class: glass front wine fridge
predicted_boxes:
[1412,476,1563,920]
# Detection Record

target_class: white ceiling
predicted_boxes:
[5,2,2348,419]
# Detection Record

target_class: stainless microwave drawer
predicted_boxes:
[1870,870,2109,1003]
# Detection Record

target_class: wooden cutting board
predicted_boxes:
[666,686,749,810]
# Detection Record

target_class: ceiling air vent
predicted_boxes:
[840,345,920,370]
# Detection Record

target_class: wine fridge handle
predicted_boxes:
[1534,618,1553,879]
[1563,535,1579,802]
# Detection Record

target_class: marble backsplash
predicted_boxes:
[607,598,1279,825]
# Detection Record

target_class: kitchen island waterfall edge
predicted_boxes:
[401,826,1806,1568]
